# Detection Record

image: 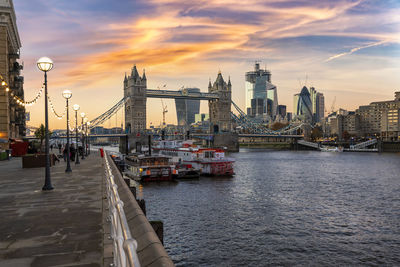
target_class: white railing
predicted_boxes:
[104,153,141,267]
[351,139,377,149]
[297,139,319,149]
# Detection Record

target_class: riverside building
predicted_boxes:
[0,0,25,144]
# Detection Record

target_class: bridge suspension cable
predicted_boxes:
[230,100,306,135]
[89,96,129,129]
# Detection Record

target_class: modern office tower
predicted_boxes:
[245,62,278,117]
[293,94,299,117]
[295,86,313,122]
[277,105,287,118]
[195,113,209,123]
[175,87,201,127]
[0,0,25,143]
[316,93,325,122]
[294,86,324,123]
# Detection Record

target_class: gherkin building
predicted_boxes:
[296,86,313,122]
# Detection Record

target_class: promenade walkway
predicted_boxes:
[0,153,104,267]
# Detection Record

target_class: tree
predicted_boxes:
[311,127,323,141]
[270,122,288,131]
[34,124,52,151]
[342,130,350,141]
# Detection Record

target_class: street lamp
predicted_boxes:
[84,117,88,156]
[80,112,86,160]
[87,121,91,155]
[37,57,54,191]
[73,104,80,164]
[63,90,72,173]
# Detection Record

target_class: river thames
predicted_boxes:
[141,149,400,266]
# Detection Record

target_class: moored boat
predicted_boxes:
[153,140,235,176]
[124,153,177,182]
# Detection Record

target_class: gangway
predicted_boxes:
[351,139,377,149]
[297,139,319,149]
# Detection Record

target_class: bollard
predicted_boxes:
[100,148,104,158]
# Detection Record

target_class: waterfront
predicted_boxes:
[142,149,400,266]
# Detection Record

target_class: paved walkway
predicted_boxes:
[0,153,104,267]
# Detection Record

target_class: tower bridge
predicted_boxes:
[82,65,306,152]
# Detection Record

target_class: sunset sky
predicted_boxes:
[14,0,400,130]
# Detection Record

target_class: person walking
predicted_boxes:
[58,143,62,154]
[70,144,76,161]
[63,144,68,162]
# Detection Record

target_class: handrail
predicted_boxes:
[104,152,141,267]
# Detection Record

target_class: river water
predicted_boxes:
[141,149,400,266]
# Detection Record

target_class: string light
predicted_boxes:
[48,95,67,119]
[0,74,44,107]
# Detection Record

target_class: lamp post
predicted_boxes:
[63,90,72,173]
[84,117,88,156]
[87,121,91,155]
[73,104,80,164]
[80,112,86,160]
[37,57,54,191]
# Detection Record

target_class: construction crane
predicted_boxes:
[158,85,167,128]
[330,96,336,113]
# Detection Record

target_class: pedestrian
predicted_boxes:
[50,144,53,151]
[58,143,62,154]
[63,144,68,162]
[70,144,76,161]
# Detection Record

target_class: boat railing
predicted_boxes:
[104,152,141,267]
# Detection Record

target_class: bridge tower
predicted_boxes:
[208,71,232,133]
[124,65,147,134]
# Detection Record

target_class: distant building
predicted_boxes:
[245,62,278,118]
[295,86,313,122]
[195,113,209,123]
[356,91,400,140]
[294,86,324,123]
[277,105,287,118]
[175,87,201,127]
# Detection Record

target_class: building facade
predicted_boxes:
[245,62,278,118]
[356,91,400,140]
[124,65,147,134]
[209,71,232,133]
[175,87,200,127]
[294,86,324,123]
[0,0,24,142]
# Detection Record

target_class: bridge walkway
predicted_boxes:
[0,153,104,266]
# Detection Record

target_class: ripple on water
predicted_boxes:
[143,150,400,266]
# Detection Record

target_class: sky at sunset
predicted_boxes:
[13,0,400,130]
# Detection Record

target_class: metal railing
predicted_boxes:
[104,152,141,267]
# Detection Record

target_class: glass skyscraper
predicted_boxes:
[245,63,278,118]
[294,86,324,123]
[175,87,201,126]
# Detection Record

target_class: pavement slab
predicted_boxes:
[0,154,104,267]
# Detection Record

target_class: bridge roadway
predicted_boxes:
[0,151,173,266]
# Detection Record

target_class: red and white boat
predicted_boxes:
[153,140,235,176]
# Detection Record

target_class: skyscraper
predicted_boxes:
[245,62,278,118]
[175,87,200,127]
[295,86,313,122]
[294,86,324,123]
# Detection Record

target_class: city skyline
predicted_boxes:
[14,0,400,129]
